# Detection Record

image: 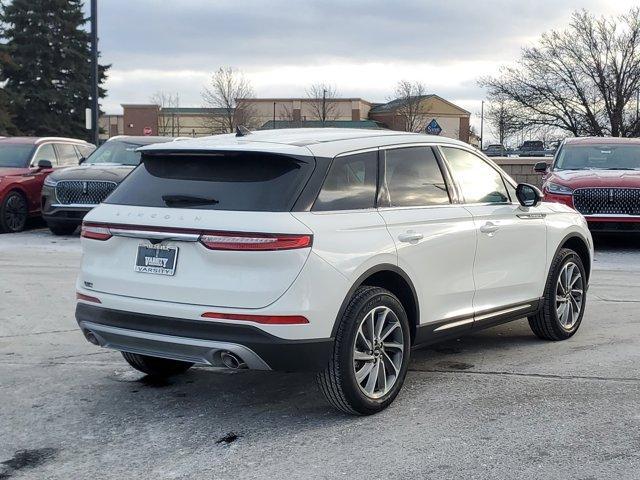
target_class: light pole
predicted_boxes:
[322,89,327,127]
[90,0,99,145]
[480,100,484,149]
[273,101,276,129]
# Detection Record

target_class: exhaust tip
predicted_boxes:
[84,331,100,345]
[220,351,247,369]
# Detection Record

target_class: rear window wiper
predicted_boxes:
[162,195,219,207]
[603,167,636,170]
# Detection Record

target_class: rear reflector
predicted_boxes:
[201,312,309,325]
[76,292,101,303]
[199,232,312,251]
[81,223,112,241]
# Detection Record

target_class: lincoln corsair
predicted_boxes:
[75,128,592,415]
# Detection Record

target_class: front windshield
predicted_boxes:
[555,145,640,171]
[85,140,143,166]
[0,144,35,168]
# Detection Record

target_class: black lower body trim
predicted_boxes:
[75,303,333,372]
[414,299,541,348]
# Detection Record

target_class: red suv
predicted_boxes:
[0,137,95,233]
[536,137,640,232]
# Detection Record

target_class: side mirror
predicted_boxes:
[534,161,548,173]
[36,159,53,170]
[516,183,543,207]
[78,157,86,165]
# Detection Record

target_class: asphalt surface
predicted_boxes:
[1,228,639,479]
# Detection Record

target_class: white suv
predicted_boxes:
[76,128,593,415]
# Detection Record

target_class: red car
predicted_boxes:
[536,137,640,232]
[0,137,95,233]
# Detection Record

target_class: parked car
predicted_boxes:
[518,140,546,157]
[536,137,640,232]
[0,136,95,233]
[483,144,507,157]
[41,136,183,235]
[76,128,593,415]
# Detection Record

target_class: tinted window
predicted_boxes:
[86,140,143,166]
[106,152,314,212]
[385,147,449,207]
[442,147,509,204]
[0,144,35,168]
[55,143,79,166]
[313,151,377,211]
[32,144,57,165]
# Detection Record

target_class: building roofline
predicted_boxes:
[237,97,373,105]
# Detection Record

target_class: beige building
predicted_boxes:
[368,95,471,143]
[101,95,472,143]
[240,98,373,127]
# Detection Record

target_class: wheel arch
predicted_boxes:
[331,264,420,341]
[557,232,592,283]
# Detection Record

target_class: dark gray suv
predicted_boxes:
[41,136,182,235]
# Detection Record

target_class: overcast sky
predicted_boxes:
[97,0,637,129]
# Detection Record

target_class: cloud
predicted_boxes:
[98,0,635,113]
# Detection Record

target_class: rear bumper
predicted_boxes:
[76,303,333,372]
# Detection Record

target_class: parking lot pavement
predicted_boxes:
[1,229,639,480]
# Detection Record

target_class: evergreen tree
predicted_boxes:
[0,0,108,140]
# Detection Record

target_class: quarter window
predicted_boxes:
[385,147,450,207]
[442,147,509,204]
[313,151,378,211]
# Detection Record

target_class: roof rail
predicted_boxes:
[36,137,91,144]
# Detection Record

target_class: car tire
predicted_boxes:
[317,286,411,415]
[528,248,587,341]
[0,191,28,233]
[48,223,78,236]
[121,352,193,377]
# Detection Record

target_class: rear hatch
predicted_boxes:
[81,149,315,309]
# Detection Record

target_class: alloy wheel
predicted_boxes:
[352,306,405,399]
[555,261,584,330]
[4,194,27,232]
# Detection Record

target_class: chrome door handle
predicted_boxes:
[398,232,424,243]
[479,222,500,234]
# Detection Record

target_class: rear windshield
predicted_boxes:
[105,152,314,211]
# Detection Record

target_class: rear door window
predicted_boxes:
[313,151,378,211]
[106,152,315,212]
[384,147,450,207]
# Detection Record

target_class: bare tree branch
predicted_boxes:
[479,7,640,137]
[201,67,256,133]
[150,91,180,136]
[305,83,340,126]
[392,80,429,132]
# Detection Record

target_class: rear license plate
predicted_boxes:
[134,244,178,276]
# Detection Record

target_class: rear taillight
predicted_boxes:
[199,232,312,251]
[81,223,112,241]
[201,312,309,324]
